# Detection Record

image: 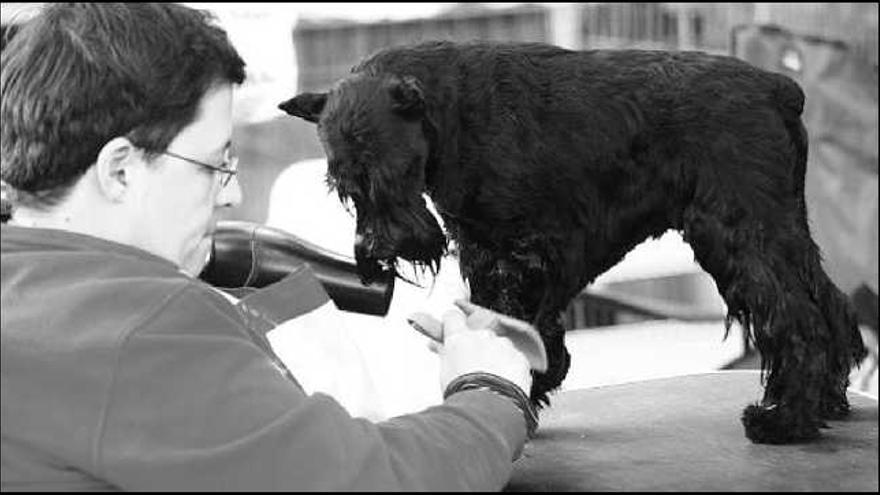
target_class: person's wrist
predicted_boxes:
[439,329,533,393]
[443,371,539,438]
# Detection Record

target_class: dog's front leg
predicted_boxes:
[457,240,571,408]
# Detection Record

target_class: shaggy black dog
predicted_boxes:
[279,40,867,444]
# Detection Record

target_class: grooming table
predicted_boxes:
[506,371,878,492]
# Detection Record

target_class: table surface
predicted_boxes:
[506,371,878,492]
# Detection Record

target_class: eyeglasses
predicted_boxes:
[161,149,238,187]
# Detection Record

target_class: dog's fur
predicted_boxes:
[279,40,867,444]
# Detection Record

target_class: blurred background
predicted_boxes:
[2,3,877,404]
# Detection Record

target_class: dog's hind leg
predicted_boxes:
[678,99,866,442]
[785,119,868,420]
[806,243,868,420]
[682,203,847,443]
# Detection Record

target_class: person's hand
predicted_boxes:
[408,301,537,394]
[408,300,547,371]
[453,300,547,373]
[438,308,532,393]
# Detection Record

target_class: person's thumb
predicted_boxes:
[454,299,500,331]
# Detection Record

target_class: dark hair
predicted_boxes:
[0,3,246,208]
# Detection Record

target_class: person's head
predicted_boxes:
[1,3,246,275]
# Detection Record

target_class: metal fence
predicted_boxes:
[293,3,878,94]
[293,4,548,93]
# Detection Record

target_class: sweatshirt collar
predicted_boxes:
[1,223,180,272]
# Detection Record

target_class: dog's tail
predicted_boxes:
[772,74,808,199]
[772,72,805,116]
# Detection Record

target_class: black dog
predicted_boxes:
[279,40,867,444]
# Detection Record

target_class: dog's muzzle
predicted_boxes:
[353,205,447,285]
[354,231,395,284]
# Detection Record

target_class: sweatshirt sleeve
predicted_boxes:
[96,283,526,491]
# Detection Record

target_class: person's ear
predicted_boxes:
[94,137,138,202]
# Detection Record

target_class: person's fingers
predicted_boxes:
[454,299,479,315]
[441,308,468,340]
[407,312,443,342]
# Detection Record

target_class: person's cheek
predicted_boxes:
[179,204,212,276]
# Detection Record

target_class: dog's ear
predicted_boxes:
[278,93,327,123]
[388,76,425,119]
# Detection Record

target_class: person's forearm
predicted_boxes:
[373,389,527,491]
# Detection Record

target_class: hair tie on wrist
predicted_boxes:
[444,371,539,438]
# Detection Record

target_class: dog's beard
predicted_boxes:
[354,204,447,286]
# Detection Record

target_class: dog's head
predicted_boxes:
[279,74,446,284]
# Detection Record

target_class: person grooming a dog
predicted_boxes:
[0,3,541,491]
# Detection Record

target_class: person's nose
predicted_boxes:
[217,174,243,208]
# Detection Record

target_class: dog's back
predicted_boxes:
[355,41,806,255]
[355,40,802,137]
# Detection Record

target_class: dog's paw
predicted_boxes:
[741,403,823,444]
[819,393,852,420]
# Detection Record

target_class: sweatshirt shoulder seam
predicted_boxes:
[89,279,195,477]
